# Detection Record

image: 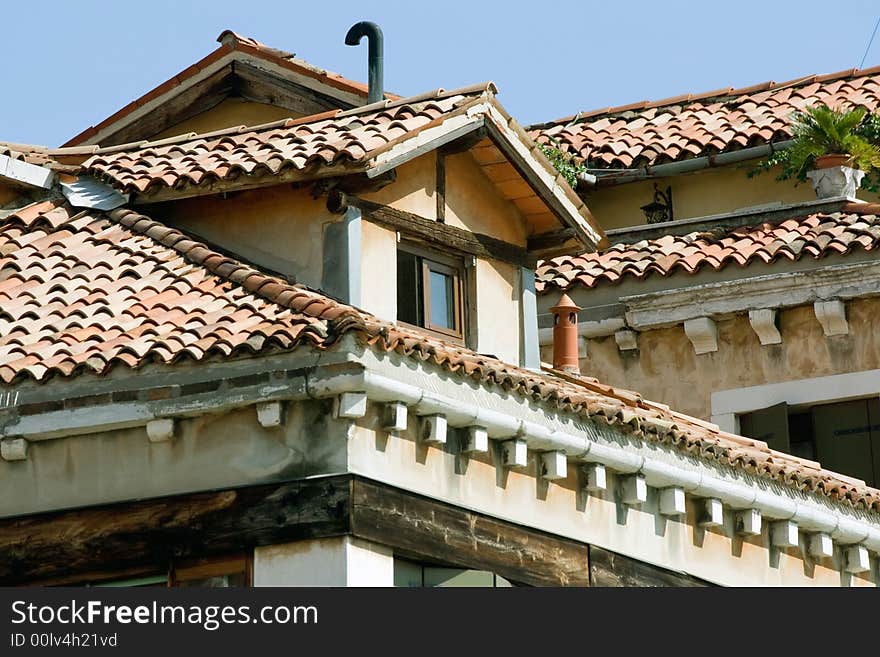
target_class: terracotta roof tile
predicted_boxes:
[537,204,880,291]
[531,66,880,169]
[1,200,878,514]
[81,90,486,196]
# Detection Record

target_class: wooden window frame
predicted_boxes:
[169,553,253,587]
[397,242,467,344]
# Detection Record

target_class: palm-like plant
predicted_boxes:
[750,104,880,183]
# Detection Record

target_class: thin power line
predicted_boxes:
[860,14,880,69]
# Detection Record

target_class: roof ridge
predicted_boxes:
[530,63,880,130]
[85,84,492,156]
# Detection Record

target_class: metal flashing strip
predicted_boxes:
[0,154,55,189]
[61,177,129,211]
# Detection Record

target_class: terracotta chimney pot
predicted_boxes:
[550,293,581,373]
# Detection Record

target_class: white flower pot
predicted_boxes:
[806,165,864,199]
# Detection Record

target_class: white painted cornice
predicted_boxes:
[621,260,880,330]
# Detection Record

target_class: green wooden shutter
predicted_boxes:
[739,402,790,453]
[813,399,874,485]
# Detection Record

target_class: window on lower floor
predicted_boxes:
[75,554,252,588]
[394,558,516,587]
[397,245,465,341]
[738,397,880,486]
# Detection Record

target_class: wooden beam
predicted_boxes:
[526,228,578,258]
[233,62,354,115]
[100,67,237,147]
[0,476,353,585]
[350,478,590,587]
[353,198,535,267]
[588,545,711,587]
[435,152,446,223]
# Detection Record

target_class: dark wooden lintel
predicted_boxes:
[353,198,535,268]
[2,476,596,587]
[350,479,589,587]
[0,476,352,585]
[588,545,711,587]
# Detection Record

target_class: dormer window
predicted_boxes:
[396,244,465,342]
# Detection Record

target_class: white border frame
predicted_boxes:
[710,368,880,433]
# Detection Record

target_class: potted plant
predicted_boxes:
[749,104,880,198]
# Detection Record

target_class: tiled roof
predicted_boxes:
[1,199,878,513]
[81,87,488,196]
[531,65,880,169]
[64,30,390,148]
[536,204,880,291]
[0,200,352,383]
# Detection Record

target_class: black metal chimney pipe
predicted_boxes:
[345,21,384,104]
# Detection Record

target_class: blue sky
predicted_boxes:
[3,0,880,147]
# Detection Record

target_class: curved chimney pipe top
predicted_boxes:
[345,21,384,104]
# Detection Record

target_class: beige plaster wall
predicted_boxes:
[363,152,529,246]
[153,98,298,140]
[444,152,528,245]
[157,185,340,288]
[475,258,520,364]
[588,164,880,231]
[360,221,397,321]
[543,297,880,421]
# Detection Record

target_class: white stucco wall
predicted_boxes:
[253,536,394,587]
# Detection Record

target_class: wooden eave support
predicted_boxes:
[353,198,535,268]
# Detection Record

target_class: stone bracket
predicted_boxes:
[814,299,848,336]
[684,317,718,354]
[748,308,781,345]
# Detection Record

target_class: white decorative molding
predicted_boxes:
[684,317,718,354]
[146,418,175,443]
[0,438,27,461]
[748,309,781,345]
[614,330,638,352]
[659,487,686,516]
[420,415,447,445]
[845,545,871,574]
[501,439,528,469]
[540,451,568,480]
[620,474,647,505]
[584,463,607,492]
[335,392,367,419]
[462,426,489,454]
[256,401,283,428]
[813,299,848,336]
[621,260,880,331]
[736,509,762,536]
[538,317,626,345]
[771,521,799,548]
[700,498,724,527]
[809,533,834,559]
[383,401,408,433]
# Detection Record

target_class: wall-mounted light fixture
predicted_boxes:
[640,184,674,224]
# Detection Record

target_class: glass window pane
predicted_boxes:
[429,269,455,329]
[397,250,421,325]
[393,559,423,587]
[424,567,494,587]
